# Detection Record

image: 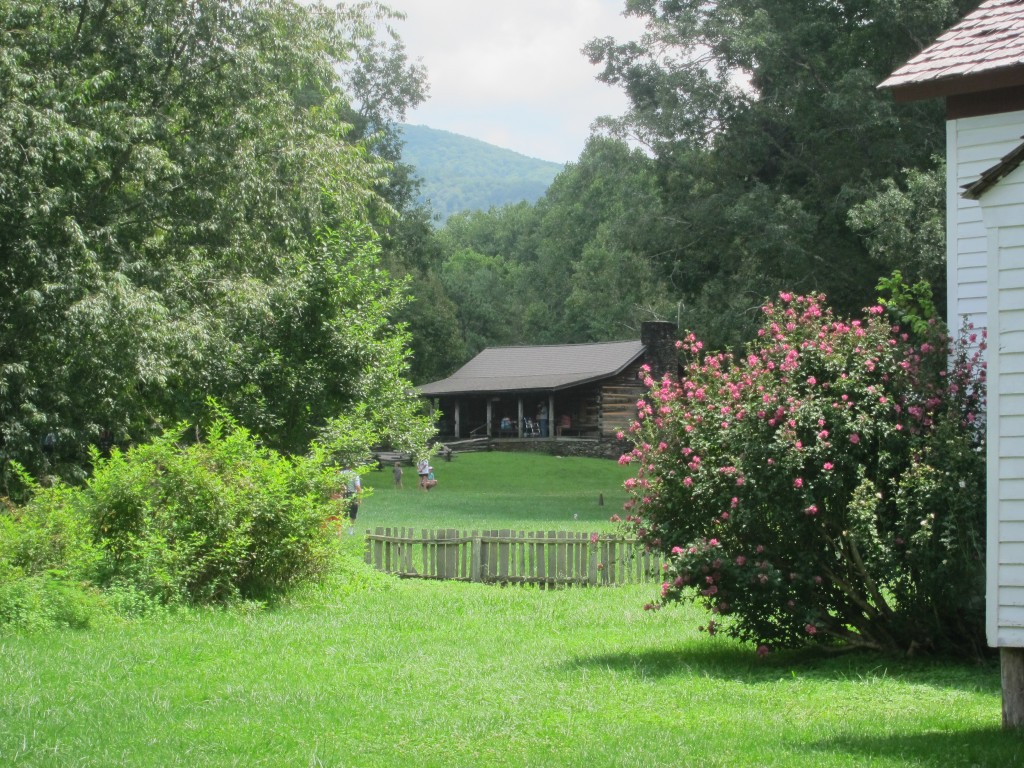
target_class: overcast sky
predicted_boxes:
[380,1,645,164]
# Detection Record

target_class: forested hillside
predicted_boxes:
[391,0,977,387]
[399,124,563,222]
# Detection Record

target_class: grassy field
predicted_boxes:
[1,453,1020,767]
[358,450,633,532]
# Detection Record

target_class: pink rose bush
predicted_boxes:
[620,292,987,655]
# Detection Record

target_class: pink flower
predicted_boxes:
[849,433,860,444]
[609,514,622,523]
[671,546,684,555]
[805,504,818,516]
[683,476,693,487]
[794,478,804,489]
[805,623,817,635]
[756,644,770,657]
[735,556,747,566]
[823,462,834,471]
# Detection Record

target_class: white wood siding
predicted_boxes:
[978,155,1024,647]
[947,112,1024,333]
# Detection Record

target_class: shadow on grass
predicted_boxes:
[804,726,1023,768]
[566,642,1001,694]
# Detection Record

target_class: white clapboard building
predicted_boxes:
[882,0,1024,725]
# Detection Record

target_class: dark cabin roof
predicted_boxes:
[880,0,1024,102]
[417,339,646,397]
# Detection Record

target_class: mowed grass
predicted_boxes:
[359,450,633,532]
[1,453,1020,767]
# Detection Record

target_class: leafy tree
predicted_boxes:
[439,249,525,358]
[584,0,975,344]
[534,137,676,342]
[848,160,947,307]
[0,0,430,485]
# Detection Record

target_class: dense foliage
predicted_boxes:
[619,290,987,656]
[0,0,431,486]
[1,412,352,625]
[582,0,974,345]
[400,0,976,383]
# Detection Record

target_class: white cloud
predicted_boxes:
[383,0,645,163]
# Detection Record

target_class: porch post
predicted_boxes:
[486,399,493,438]
[547,394,555,437]
[517,399,524,437]
[454,399,461,438]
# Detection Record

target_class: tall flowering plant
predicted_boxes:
[621,293,986,655]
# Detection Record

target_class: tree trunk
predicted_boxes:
[1001,647,1024,729]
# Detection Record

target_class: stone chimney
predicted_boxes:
[640,321,678,379]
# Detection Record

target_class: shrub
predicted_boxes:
[0,568,103,630]
[2,412,348,611]
[0,480,100,583]
[620,292,986,656]
[79,414,345,604]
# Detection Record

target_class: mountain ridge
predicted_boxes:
[399,124,564,223]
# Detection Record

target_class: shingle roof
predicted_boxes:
[417,339,646,396]
[880,0,1024,100]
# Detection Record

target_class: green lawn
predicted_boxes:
[1,453,1019,767]
[359,450,633,532]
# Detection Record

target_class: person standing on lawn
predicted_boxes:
[393,461,403,489]
[344,468,362,535]
[416,457,430,491]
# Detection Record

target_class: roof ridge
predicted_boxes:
[480,338,644,352]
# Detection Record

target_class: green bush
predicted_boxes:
[0,480,100,582]
[0,565,103,630]
[620,291,987,656]
[1,413,349,618]
[81,415,344,604]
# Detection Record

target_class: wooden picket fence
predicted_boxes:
[364,528,664,587]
